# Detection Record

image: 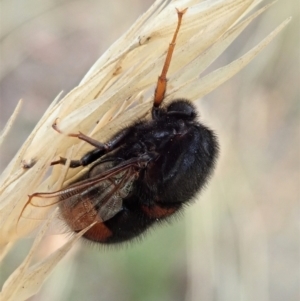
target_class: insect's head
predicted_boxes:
[166,99,197,121]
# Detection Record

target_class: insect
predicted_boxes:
[24,8,219,244]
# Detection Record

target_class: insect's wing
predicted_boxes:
[58,186,122,231]
[60,167,137,231]
[22,157,145,232]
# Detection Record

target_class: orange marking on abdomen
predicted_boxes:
[141,204,178,219]
[60,199,113,242]
[82,222,113,242]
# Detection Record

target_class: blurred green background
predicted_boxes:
[0,1,299,301]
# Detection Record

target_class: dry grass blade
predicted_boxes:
[0,100,23,148]
[168,17,291,101]
[0,0,291,299]
[0,210,94,301]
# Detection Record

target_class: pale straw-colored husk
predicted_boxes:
[0,0,290,300]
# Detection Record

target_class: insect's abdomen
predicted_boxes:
[81,196,181,244]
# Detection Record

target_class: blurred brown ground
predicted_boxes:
[0,1,299,301]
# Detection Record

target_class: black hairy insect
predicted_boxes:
[23,8,219,244]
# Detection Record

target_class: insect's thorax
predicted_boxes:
[121,118,193,158]
[112,118,207,204]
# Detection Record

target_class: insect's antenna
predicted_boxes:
[153,8,187,108]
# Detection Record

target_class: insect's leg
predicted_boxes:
[52,120,105,148]
[51,124,132,168]
[152,8,187,115]
[51,148,105,168]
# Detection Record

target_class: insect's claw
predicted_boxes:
[52,118,81,138]
[51,156,67,166]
